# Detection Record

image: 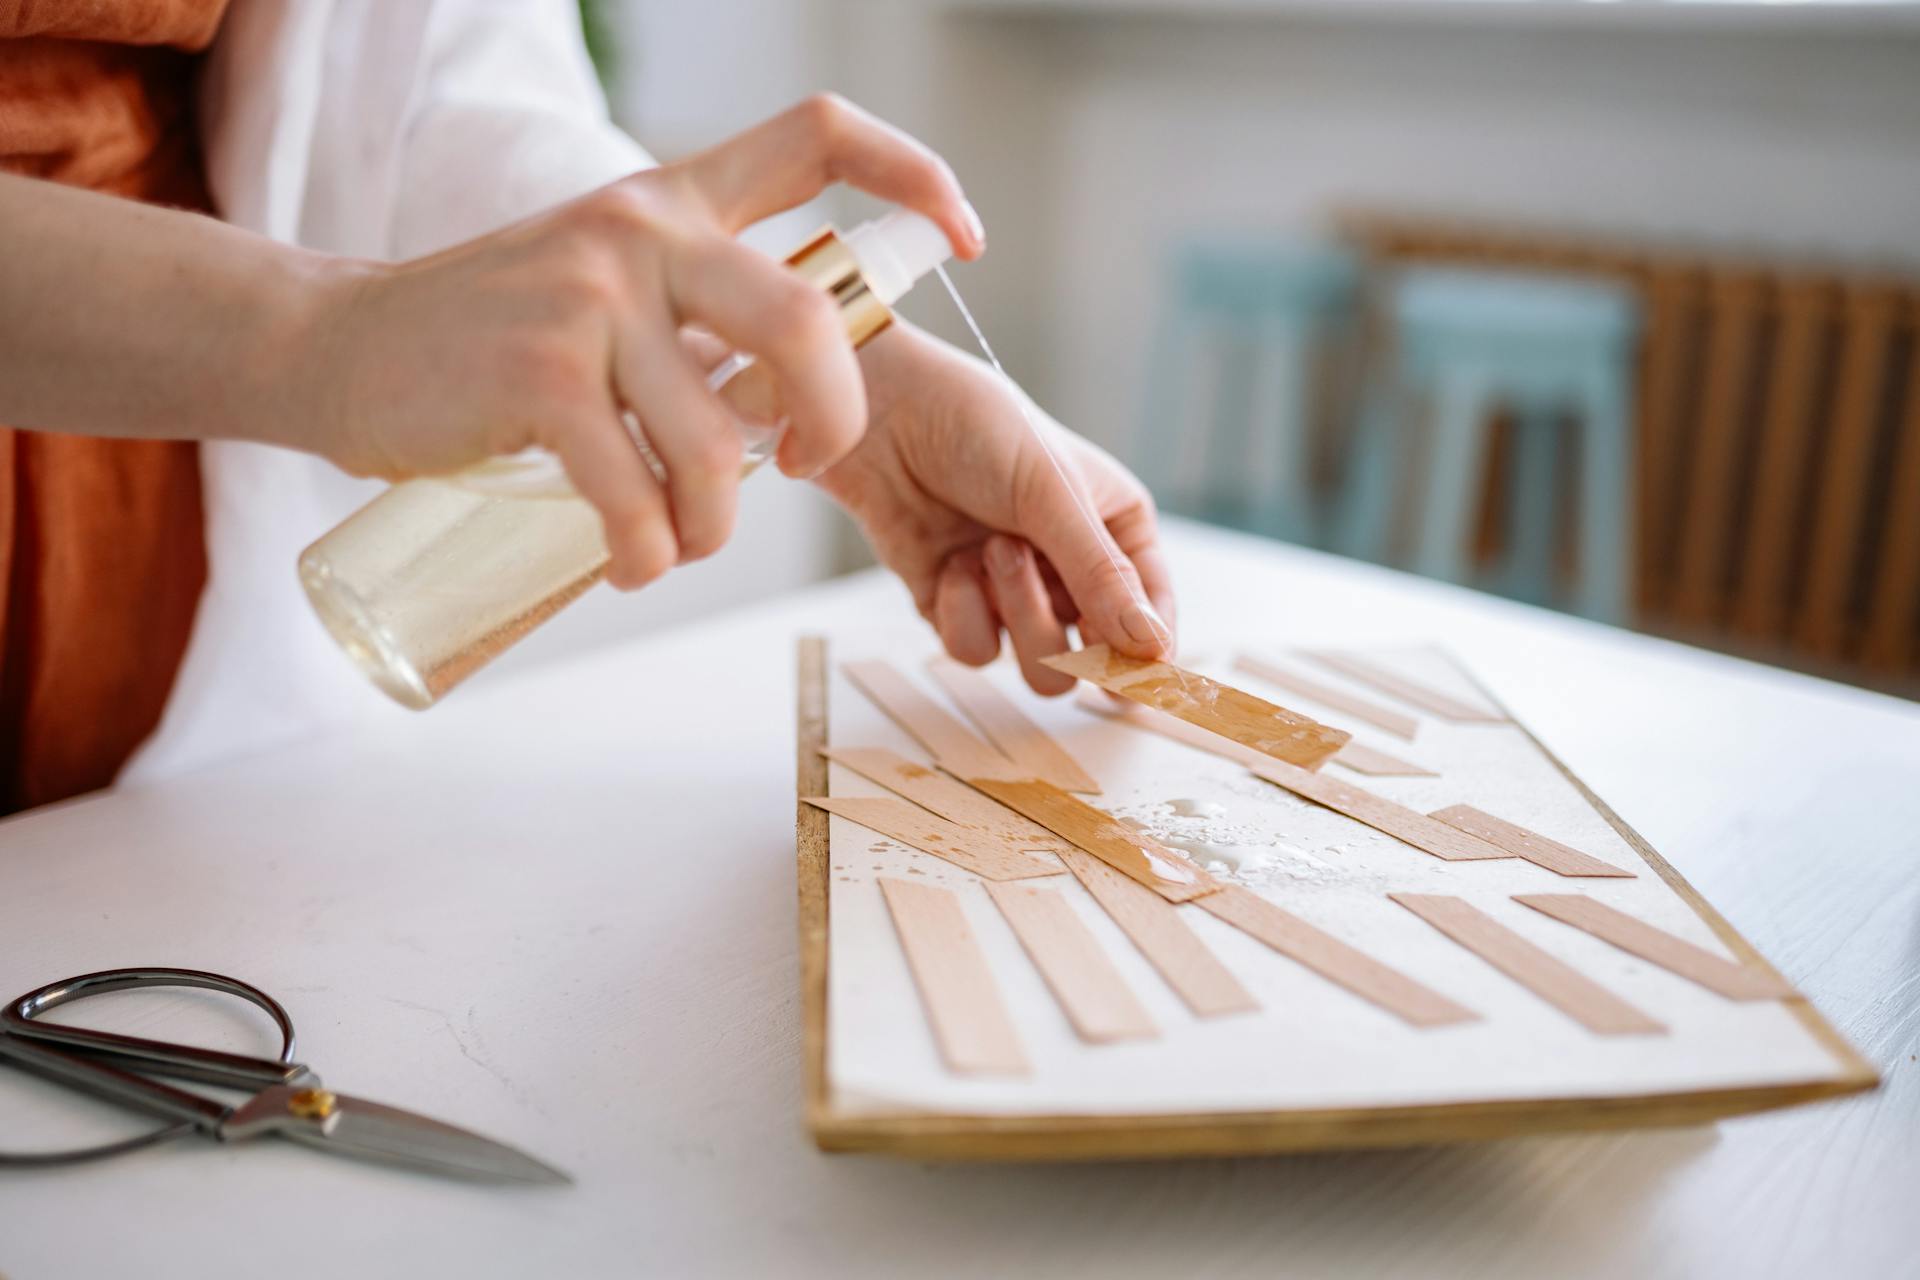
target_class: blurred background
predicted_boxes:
[519,0,1920,699]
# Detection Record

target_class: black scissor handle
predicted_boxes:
[0,967,307,1167]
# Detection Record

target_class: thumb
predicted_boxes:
[1019,464,1172,660]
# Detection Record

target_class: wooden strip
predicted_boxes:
[1078,689,1436,778]
[926,660,1101,792]
[1057,847,1257,1018]
[1198,886,1476,1027]
[1233,653,1419,739]
[1248,760,1510,862]
[1861,298,1920,673]
[822,747,1073,857]
[796,636,832,1126]
[804,796,1063,881]
[985,882,1158,1043]
[1296,650,1505,723]
[1042,645,1350,769]
[878,878,1028,1075]
[1514,894,1797,1000]
[1671,271,1766,626]
[841,659,1020,781]
[1635,267,1706,617]
[1429,804,1633,878]
[966,777,1218,903]
[1330,742,1439,778]
[1797,285,1899,659]
[1732,279,1831,641]
[1391,894,1664,1034]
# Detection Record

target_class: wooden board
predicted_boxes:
[799,639,1877,1161]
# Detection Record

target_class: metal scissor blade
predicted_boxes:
[225,1085,571,1185]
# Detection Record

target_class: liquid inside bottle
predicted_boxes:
[299,209,950,709]
[299,471,610,710]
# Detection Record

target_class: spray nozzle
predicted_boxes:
[844,210,956,306]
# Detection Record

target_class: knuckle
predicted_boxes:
[768,280,840,347]
[675,508,734,563]
[612,519,677,588]
[796,92,853,144]
[575,180,662,235]
[510,336,596,406]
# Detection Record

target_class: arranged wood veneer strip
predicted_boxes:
[1234,653,1419,740]
[1331,742,1439,778]
[967,777,1218,903]
[841,660,1020,781]
[878,878,1028,1075]
[927,661,1101,793]
[1078,690,1436,780]
[1248,760,1509,862]
[1297,650,1506,724]
[804,796,1063,881]
[985,882,1157,1043]
[1199,887,1476,1027]
[1043,645,1350,770]
[822,747,1073,857]
[1430,804,1633,878]
[1514,894,1798,1001]
[1057,847,1257,1018]
[1391,894,1664,1034]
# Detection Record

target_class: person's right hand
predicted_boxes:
[303,95,983,589]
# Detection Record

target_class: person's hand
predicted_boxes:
[305,95,983,588]
[817,322,1176,693]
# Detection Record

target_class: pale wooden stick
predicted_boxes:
[806,796,1063,881]
[1057,848,1256,1018]
[927,661,1101,793]
[1043,645,1348,769]
[1249,760,1510,862]
[1234,653,1419,740]
[966,777,1218,904]
[1296,650,1505,724]
[1429,805,1633,878]
[1391,894,1663,1034]
[841,660,1018,780]
[879,878,1029,1074]
[1198,887,1476,1027]
[1514,894,1797,1000]
[985,882,1157,1043]
[823,746,1072,856]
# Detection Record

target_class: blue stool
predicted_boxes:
[1136,238,1360,545]
[1338,268,1640,622]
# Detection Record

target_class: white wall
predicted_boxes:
[495,0,1920,676]
[834,3,1920,466]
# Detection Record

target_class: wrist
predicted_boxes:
[238,251,385,462]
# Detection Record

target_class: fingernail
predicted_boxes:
[961,201,986,253]
[1122,602,1172,652]
[984,536,1021,577]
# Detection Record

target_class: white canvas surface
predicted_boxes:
[822,634,1851,1118]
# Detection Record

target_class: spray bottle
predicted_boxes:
[298,210,954,709]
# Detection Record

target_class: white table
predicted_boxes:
[3,521,1915,1279]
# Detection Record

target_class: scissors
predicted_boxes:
[0,967,569,1185]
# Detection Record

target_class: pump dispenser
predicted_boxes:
[298,210,954,709]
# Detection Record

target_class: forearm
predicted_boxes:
[0,172,354,446]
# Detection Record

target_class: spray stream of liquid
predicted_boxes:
[932,265,1171,657]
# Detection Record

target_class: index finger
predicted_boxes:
[674,94,984,260]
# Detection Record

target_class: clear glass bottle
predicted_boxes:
[299,211,952,709]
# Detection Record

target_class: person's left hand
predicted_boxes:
[816,321,1176,694]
